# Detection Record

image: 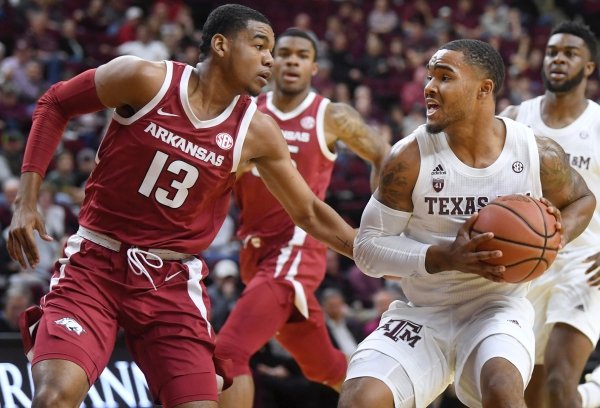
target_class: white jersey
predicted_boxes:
[401,117,543,306]
[516,95,600,252]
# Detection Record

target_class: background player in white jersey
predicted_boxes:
[500,21,600,408]
[338,39,596,408]
[6,4,356,408]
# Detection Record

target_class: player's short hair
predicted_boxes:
[200,4,271,58]
[550,20,598,62]
[276,27,319,61]
[440,39,505,97]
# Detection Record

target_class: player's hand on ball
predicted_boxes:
[539,197,564,248]
[445,213,506,282]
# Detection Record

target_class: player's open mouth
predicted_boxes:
[426,100,439,116]
[282,72,300,81]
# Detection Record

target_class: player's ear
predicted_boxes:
[585,60,596,77]
[212,34,228,57]
[479,79,494,99]
[312,61,318,77]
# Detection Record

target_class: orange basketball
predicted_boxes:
[470,194,561,283]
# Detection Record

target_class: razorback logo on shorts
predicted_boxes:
[54,317,86,335]
[378,319,423,348]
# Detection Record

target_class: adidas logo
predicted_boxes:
[576,304,585,312]
[508,319,521,328]
[431,164,446,175]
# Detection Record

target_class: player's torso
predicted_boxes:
[517,96,600,251]
[235,91,336,243]
[402,118,543,305]
[79,61,255,253]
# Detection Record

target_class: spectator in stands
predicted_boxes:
[0,177,19,231]
[363,287,400,336]
[321,288,364,358]
[0,129,25,185]
[208,259,241,333]
[45,149,78,205]
[0,283,34,332]
[367,0,399,35]
[116,23,170,61]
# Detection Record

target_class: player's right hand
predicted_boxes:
[7,206,53,269]
[443,213,506,282]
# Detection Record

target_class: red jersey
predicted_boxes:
[235,91,335,246]
[78,61,256,254]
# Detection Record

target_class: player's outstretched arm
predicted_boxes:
[324,102,391,191]
[537,135,596,245]
[9,56,165,268]
[247,112,355,258]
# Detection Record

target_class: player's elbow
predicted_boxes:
[353,236,385,278]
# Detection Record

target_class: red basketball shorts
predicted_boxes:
[23,233,218,407]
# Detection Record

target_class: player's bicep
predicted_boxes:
[374,138,420,212]
[537,135,588,208]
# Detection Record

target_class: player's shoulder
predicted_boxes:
[498,104,521,120]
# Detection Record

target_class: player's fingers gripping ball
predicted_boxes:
[470,194,561,283]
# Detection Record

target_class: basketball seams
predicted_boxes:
[470,194,561,283]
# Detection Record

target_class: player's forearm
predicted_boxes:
[560,192,596,245]
[293,200,355,259]
[13,172,43,211]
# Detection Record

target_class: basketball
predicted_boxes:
[470,194,561,283]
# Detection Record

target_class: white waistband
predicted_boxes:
[77,226,192,261]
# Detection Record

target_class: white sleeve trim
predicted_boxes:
[354,196,431,278]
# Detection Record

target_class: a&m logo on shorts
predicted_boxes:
[378,319,423,348]
[55,317,86,335]
[216,133,234,150]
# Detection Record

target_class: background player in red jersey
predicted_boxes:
[6,6,356,408]
[215,28,390,408]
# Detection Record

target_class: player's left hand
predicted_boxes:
[585,251,600,288]
[539,197,565,249]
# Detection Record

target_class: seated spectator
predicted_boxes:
[0,283,34,332]
[208,259,241,333]
[363,287,401,336]
[116,23,170,61]
[0,129,25,185]
[320,288,364,357]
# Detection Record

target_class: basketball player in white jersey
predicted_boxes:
[338,39,596,408]
[500,21,600,408]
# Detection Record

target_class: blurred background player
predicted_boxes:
[215,28,389,408]
[500,20,600,408]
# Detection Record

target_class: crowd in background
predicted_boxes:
[0,0,600,407]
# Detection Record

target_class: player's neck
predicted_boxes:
[190,62,243,119]
[445,116,505,168]
[541,89,588,127]
[271,87,311,113]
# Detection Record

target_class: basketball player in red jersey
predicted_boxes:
[6,6,356,408]
[215,28,390,408]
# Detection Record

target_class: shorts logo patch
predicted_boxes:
[55,317,86,335]
[378,319,423,348]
